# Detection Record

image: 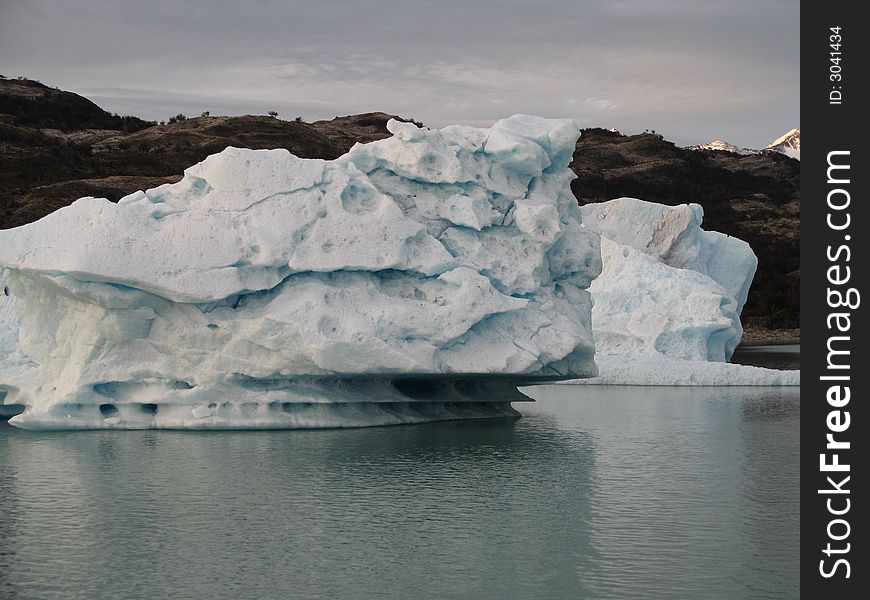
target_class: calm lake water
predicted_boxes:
[731,344,801,371]
[0,384,799,600]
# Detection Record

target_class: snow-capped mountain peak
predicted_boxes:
[697,140,738,152]
[688,140,761,156]
[766,128,800,159]
[687,128,800,160]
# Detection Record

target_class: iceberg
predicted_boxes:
[0,116,601,429]
[581,198,757,362]
[561,197,798,386]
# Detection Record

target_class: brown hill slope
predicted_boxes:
[0,80,798,327]
[0,78,154,132]
[0,78,406,228]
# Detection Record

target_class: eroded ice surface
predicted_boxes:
[0,275,22,415]
[0,275,19,362]
[0,116,600,429]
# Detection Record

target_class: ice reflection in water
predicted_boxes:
[0,384,798,600]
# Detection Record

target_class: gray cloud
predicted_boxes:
[0,0,799,148]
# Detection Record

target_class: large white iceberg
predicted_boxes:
[0,116,601,429]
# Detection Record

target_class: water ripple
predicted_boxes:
[0,385,799,600]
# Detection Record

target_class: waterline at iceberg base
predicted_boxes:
[0,115,600,430]
[5,377,534,430]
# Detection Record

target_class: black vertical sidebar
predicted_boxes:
[801,1,867,596]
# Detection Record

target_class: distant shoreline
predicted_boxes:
[739,326,800,347]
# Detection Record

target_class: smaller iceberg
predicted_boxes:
[582,198,756,362]
[569,197,797,386]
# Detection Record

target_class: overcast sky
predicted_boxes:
[0,0,799,148]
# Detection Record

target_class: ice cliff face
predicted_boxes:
[0,276,19,362]
[0,115,600,429]
[581,198,757,362]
